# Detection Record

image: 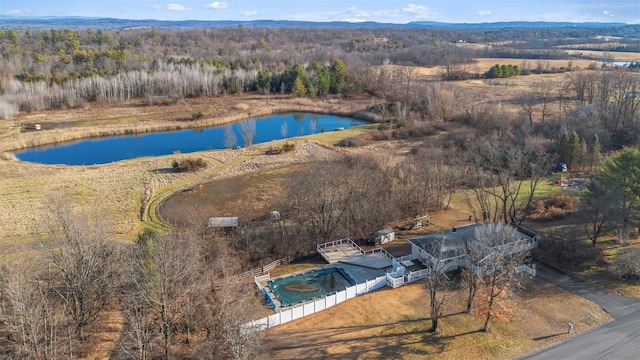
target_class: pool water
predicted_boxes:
[268,267,356,307]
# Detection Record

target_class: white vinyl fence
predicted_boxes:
[246,275,386,331]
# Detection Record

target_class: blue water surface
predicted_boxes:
[16,112,367,165]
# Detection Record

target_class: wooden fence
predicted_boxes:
[219,251,316,286]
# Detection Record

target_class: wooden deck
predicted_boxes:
[320,242,392,269]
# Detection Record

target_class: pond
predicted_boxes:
[15,113,367,165]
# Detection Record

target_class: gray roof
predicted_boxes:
[208,217,238,228]
[408,222,532,260]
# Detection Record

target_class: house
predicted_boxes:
[408,222,538,274]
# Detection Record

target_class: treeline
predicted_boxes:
[1,24,638,118]
[2,25,635,86]
[0,59,352,115]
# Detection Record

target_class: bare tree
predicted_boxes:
[239,119,256,147]
[133,229,203,360]
[40,199,122,341]
[426,82,461,122]
[460,267,479,314]
[533,80,555,123]
[471,224,530,332]
[192,244,263,360]
[422,253,457,333]
[118,282,154,360]
[394,66,418,121]
[518,97,535,128]
[0,264,61,359]
[467,129,550,225]
[223,125,237,149]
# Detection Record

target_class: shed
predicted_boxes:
[207,217,238,229]
[556,162,567,172]
[374,228,395,245]
[268,211,281,221]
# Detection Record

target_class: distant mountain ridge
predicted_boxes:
[0,16,630,30]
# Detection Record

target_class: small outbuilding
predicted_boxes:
[207,216,238,230]
[374,228,395,245]
[268,211,281,221]
[556,162,567,172]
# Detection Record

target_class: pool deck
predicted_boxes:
[337,263,388,284]
[339,253,393,269]
[322,242,393,269]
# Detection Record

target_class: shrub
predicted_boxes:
[377,122,392,131]
[528,193,577,221]
[338,131,384,147]
[282,142,295,152]
[171,157,207,172]
[617,247,640,283]
[191,111,204,120]
[396,123,437,138]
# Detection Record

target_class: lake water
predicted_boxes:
[15,113,367,165]
[598,61,636,67]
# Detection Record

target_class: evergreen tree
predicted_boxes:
[588,133,602,174]
[568,131,581,170]
[559,131,571,165]
[591,147,640,237]
[330,59,348,94]
[577,138,588,172]
[292,76,307,96]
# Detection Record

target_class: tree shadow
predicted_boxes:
[532,332,565,341]
[150,167,177,174]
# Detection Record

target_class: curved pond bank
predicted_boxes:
[15,112,367,165]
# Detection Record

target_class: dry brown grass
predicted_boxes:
[562,50,640,62]
[264,278,610,359]
[472,58,596,72]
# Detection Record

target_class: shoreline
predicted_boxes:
[0,95,379,153]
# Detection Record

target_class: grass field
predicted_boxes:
[264,264,610,359]
[0,95,378,247]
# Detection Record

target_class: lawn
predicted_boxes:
[264,277,610,359]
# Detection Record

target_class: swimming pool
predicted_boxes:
[267,267,356,307]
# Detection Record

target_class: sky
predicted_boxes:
[1,1,639,24]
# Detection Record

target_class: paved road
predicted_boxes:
[521,262,640,360]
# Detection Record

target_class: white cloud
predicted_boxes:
[152,5,161,10]
[205,2,230,9]
[167,3,191,11]
[338,5,437,22]
[5,9,32,16]
[603,10,615,17]
[401,4,428,16]
[242,11,258,17]
[476,10,492,17]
